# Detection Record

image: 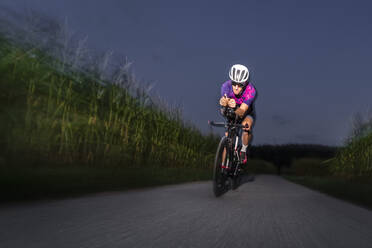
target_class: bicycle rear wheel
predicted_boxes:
[213,136,229,197]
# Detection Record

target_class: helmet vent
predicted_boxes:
[236,70,241,81]
[239,70,245,82]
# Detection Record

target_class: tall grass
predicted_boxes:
[0,35,218,169]
[332,112,372,178]
[332,133,372,178]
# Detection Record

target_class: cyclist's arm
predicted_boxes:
[235,103,249,118]
[236,84,256,118]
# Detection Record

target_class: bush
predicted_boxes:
[245,159,276,174]
[331,111,372,178]
[290,158,330,177]
[333,133,372,178]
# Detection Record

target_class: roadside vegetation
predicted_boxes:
[244,159,276,175]
[250,144,336,174]
[0,35,219,169]
[0,12,220,202]
[282,113,372,209]
[332,122,372,179]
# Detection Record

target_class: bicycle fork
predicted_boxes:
[223,136,240,176]
[233,135,240,176]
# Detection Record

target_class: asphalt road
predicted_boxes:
[1,175,372,248]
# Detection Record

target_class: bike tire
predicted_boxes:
[232,175,241,190]
[213,136,229,197]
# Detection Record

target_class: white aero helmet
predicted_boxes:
[229,64,249,83]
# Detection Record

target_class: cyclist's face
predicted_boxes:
[232,83,243,95]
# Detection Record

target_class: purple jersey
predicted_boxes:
[221,80,257,106]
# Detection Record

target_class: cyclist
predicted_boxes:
[219,64,257,167]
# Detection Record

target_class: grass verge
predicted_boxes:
[284,175,372,210]
[0,166,212,203]
[245,159,276,174]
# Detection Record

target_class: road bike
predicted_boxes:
[209,107,249,197]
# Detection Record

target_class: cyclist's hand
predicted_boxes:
[228,99,236,108]
[219,94,228,106]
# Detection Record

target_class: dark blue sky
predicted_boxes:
[2,0,372,145]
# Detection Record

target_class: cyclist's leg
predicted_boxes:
[221,132,228,168]
[240,115,254,164]
[241,115,254,146]
[221,147,227,168]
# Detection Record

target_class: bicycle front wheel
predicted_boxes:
[213,136,229,197]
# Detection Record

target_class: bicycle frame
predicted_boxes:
[209,118,248,177]
[226,122,242,176]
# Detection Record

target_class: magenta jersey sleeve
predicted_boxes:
[220,80,257,106]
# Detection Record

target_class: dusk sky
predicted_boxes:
[2,0,372,146]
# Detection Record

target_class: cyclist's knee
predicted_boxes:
[242,117,253,127]
[242,116,254,134]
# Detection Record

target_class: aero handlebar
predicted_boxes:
[208,120,249,129]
